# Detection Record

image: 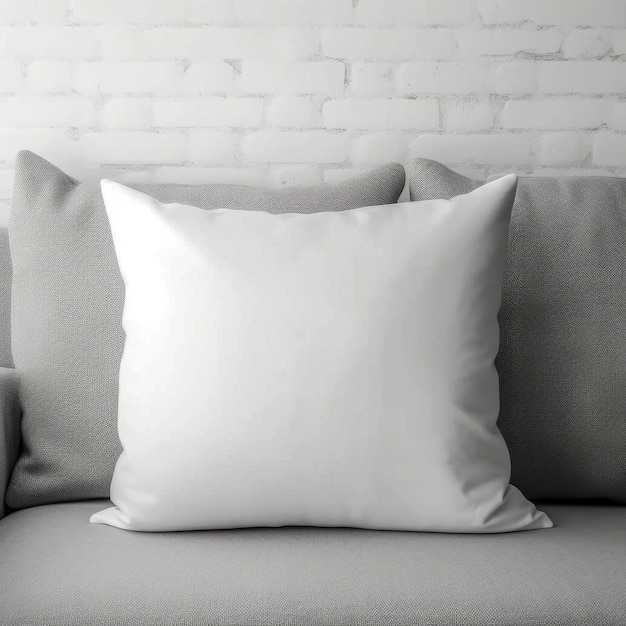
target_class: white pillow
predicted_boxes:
[91,176,552,533]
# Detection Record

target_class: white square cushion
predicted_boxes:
[91,176,551,533]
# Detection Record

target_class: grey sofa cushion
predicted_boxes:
[407,158,626,502]
[0,368,19,521]
[0,230,12,369]
[0,501,624,625]
[7,151,405,509]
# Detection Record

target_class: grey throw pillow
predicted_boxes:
[407,158,626,502]
[7,151,405,508]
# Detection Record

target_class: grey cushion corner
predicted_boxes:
[14,149,67,178]
[406,158,626,502]
[6,153,406,509]
[11,150,78,212]
[406,157,481,199]
[348,160,405,200]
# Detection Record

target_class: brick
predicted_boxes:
[233,0,353,25]
[491,62,535,94]
[358,0,473,26]
[239,61,344,96]
[611,103,626,131]
[183,63,234,94]
[563,30,613,58]
[242,131,349,163]
[72,0,186,24]
[397,62,488,95]
[351,133,406,164]
[187,131,239,165]
[266,97,321,128]
[0,97,94,127]
[538,62,626,94]
[101,99,152,129]
[0,129,74,161]
[350,63,395,97]
[536,133,588,165]
[478,0,528,24]
[0,0,68,24]
[140,27,253,59]
[0,61,22,92]
[73,62,184,93]
[323,28,452,60]
[153,98,263,127]
[501,100,607,130]
[530,0,626,26]
[0,26,94,58]
[140,27,318,60]
[268,27,320,59]
[410,134,531,165]
[94,26,139,60]
[593,134,626,166]
[444,101,494,131]
[78,131,186,164]
[152,166,265,186]
[267,166,321,188]
[26,61,71,92]
[323,99,439,130]
[455,29,561,56]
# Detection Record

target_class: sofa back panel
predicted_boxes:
[6,150,406,509]
[408,158,626,502]
[0,229,13,369]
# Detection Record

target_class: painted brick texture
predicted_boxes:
[0,0,625,220]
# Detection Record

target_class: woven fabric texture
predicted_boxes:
[1,501,624,625]
[0,231,12,369]
[407,158,626,502]
[6,151,405,508]
[0,368,20,520]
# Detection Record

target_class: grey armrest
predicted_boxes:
[0,367,20,520]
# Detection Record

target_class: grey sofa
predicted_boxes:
[1,157,626,625]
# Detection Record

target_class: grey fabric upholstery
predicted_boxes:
[0,229,12,369]
[7,151,405,510]
[0,368,19,520]
[407,158,626,502]
[0,501,624,625]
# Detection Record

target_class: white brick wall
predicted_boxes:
[0,0,625,221]
[501,100,608,130]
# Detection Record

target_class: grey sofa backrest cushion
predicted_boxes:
[407,158,626,502]
[6,151,405,509]
[0,229,12,369]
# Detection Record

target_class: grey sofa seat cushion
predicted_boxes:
[407,158,626,502]
[7,151,405,510]
[0,502,624,625]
